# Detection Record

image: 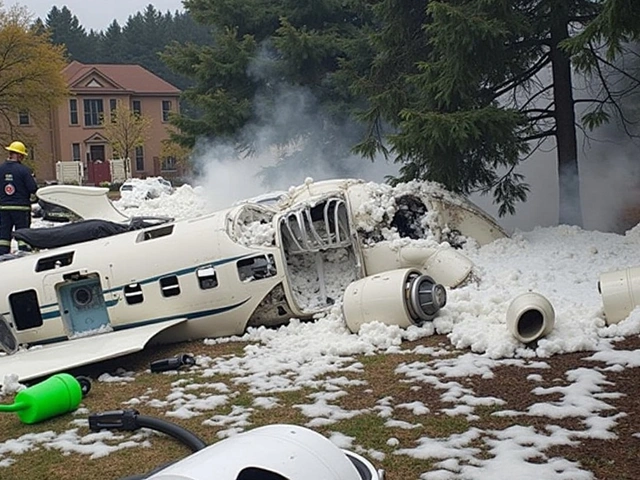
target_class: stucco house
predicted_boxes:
[16,61,183,184]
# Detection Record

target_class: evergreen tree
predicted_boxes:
[44,6,94,62]
[121,6,165,68]
[34,6,211,93]
[119,8,210,91]
[346,1,432,161]
[98,20,124,63]
[29,17,46,36]
[356,0,640,224]
[163,0,374,181]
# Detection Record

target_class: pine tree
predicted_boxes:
[45,6,94,62]
[98,20,123,63]
[356,0,640,224]
[163,0,374,180]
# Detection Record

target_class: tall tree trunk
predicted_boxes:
[550,9,583,226]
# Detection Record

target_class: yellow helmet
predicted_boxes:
[5,141,27,156]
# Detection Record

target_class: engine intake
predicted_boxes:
[506,292,555,343]
[342,268,446,333]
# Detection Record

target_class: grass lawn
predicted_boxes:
[1,333,639,480]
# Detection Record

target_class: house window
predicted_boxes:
[162,100,172,122]
[109,98,117,122]
[69,99,78,125]
[135,146,144,171]
[83,99,104,126]
[18,111,30,125]
[132,100,141,116]
[161,156,177,172]
[72,143,81,162]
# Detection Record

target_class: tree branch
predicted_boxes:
[527,112,556,122]
[492,52,552,99]
[574,98,608,104]
[591,48,640,86]
[520,106,554,115]
[522,129,556,142]
[588,43,640,135]
[518,84,554,111]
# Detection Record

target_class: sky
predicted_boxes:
[18,0,185,31]
[1,178,640,478]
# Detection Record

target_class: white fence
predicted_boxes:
[110,158,131,184]
[55,161,83,185]
[55,159,132,185]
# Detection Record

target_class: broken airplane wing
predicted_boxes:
[0,318,187,384]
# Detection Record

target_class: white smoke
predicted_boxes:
[188,84,398,210]
[474,48,640,234]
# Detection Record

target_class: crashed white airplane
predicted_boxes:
[0,179,508,384]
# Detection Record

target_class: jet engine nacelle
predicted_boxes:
[147,424,382,480]
[362,243,474,288]
[505,292,555,343]
[342,268,447,333]
[598,266,640,325]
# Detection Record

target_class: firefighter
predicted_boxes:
[0,141,38,255]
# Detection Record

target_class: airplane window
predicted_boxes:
[196,266,218,290]
[124,283,144,305]
[9,290,44,331]
[36,251,75,272]
[237,255,277,282]
[137,224,174,242]
[160,276,181,297]
[229,205,276,247]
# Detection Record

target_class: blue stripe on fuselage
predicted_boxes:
[37,253,254,312]
[27,297,251,346]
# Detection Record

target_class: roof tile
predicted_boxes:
[63,60,180,95]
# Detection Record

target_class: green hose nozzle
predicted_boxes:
[0,373,84,424]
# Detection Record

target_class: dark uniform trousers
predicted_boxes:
[0,208,31,255]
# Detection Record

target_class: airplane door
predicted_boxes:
[58,277,111,336]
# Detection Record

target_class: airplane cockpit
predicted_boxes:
[278,197,352,254]
[276,195,362,316]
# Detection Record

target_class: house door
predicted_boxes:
[90,145,105,162]
[86,145,110,185]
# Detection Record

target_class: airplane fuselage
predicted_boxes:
[0,207,291,347]
[0,178,509,382]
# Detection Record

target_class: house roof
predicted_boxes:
[63,60,180,96]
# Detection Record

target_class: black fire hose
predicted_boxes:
[89,408,207,480]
